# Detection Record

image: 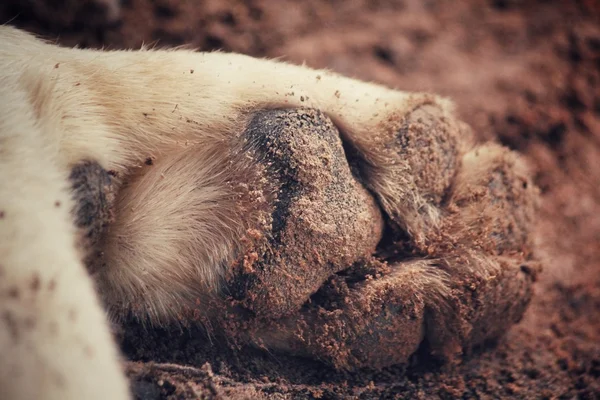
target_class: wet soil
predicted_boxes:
[2,0,599,398]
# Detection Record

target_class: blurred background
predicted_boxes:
[1,1,599,398]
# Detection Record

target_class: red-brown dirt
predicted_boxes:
[2,0,599,398]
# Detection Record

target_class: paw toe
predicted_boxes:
[254,259,453,370]
[446,144,539,255]
[359,98,467,240]
[396,104,463,205]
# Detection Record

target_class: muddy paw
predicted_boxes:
[237,105,540,369]
[83,104,538,371]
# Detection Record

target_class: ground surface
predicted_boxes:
[2,0,599,398]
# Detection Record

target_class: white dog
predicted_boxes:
[0,25,539,400]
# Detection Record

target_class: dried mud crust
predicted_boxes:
[4,0,600,398]
[69,160,116,274]
[225,109,383,320]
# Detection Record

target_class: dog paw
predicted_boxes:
[227,105,540,369]
[79,101,539,370]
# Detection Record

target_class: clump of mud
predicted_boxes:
[226,109,383,320]
[69,160,116,274]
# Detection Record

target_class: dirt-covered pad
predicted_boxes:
[1,0,599,398]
